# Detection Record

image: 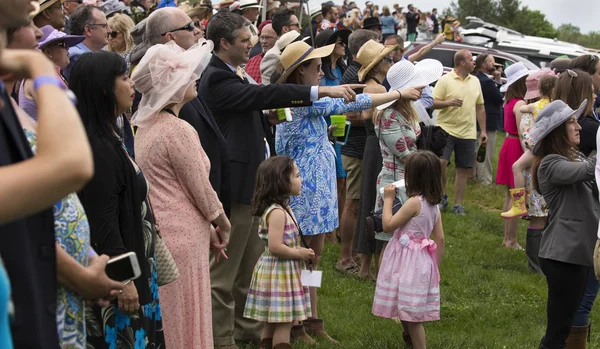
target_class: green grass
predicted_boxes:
[241,132,599,348]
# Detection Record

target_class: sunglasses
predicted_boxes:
[52,41,67,49]
[160,22,195,36]
[383,57,394,64]
[110,31,119,38]
[65,0,83,3]
[193,21,203,28]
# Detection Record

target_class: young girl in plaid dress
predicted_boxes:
[244,156,315,349]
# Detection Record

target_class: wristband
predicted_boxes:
[396,90,402,99]
[32,75,77,104]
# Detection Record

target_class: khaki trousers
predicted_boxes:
[211,203,263,346]
[475,131,496,185]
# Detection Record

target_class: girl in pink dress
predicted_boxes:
[372,151,445,349]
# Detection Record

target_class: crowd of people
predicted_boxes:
[1,0,600,348]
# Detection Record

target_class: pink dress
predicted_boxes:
[135,113,224,349]
[496,98,525,188]
[372,196,441,322]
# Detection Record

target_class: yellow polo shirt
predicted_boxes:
[433,70,484,140]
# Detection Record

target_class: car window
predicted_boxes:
[493,56,513,70]
[420,48,456,68]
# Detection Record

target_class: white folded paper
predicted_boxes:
[379,179,406,194]
[301,269,322,288]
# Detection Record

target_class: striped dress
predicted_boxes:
[243,204,312,323]
[372,196,441,322]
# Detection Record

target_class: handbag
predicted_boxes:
[416,122,448,157]
[147,196,179,286]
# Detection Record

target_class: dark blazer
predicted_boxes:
[476,71,503,132]
[538,154,599,266]
[179,95,232,217]
[198,54,312,205]
[0,89,59,348]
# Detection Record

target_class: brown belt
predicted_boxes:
[506,134,519,139]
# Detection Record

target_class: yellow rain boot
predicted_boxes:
[501,188,528,218]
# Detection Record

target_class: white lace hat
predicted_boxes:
[500,62,530,92]
[376,58,443,111]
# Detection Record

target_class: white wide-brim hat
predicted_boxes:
[377,58,444,110]
[530,99,588,154]
[239,0,262,9]
[500,61,530,92]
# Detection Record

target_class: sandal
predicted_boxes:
[335,261,359,276]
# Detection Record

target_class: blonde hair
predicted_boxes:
[374,99,418,127]
[108,13,135,53]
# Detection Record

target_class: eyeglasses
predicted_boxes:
[110,31,119,38]
[52,41,67,49]
[87,23,109,29]
[260,35,277,41]
[160,22,195,36]
[288,22,300,28]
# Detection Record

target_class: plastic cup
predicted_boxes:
[330,115,347,137]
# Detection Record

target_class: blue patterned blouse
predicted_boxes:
[276,94,372,235]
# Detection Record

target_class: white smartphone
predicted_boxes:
[105,252,141,283]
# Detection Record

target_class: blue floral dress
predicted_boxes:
[22,128,91,349]
[276,94,372,235]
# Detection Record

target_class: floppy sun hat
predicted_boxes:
[500,62,530,93]
[524,68,554,101]
[377,58,443,110]
[529,99,588,153]
[276,41,335,83]
[38,25,85,49]
[356,39,397,82]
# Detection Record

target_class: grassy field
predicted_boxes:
[242,132,599,348]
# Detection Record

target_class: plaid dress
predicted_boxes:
[243,204,312,323]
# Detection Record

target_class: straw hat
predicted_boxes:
[32,0,63,17]
[356,40,397,82]
[239,0,262,9]
[377,59,443,110]
[529,100,588,153]
[276,41,335,83]
[276,31,303,51]
[524,68,555,100]
[309,6,322,18]
[500,62,530,92]
[38,25,85,49]
[267,1,280,12]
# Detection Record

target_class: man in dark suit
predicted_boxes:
[405,4,420,42]
[431,8,439,34]
[474,53,503,185]
[201,11,357,348]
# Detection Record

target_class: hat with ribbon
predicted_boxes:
[529,99,588,153]
[356,39,397,82]
[38,25,85,49]
[309,6,322,18]
[362,17,382,29]
[377,58,443,110]
[32,0,64,17]
[500,62,530,93]
[276,41,335,83]
[131,40,214,128]
[239,0,262,9]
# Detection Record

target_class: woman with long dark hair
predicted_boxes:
[530,99,598,349]
[70,51,165,348]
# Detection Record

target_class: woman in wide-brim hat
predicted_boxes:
[18,25,85,121]
[352,39,397,279]
[529,99,599,349]
[496,62,530,250]
[315,28,351,86]
[274,40,424,343]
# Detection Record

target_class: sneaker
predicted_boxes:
[452,205,466,215]
[438,194,448,211]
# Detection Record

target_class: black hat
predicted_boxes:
[362,17,382,29]
[315,28,351,48]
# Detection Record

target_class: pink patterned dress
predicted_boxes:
[135,113,224,349]
[372,196,441,322]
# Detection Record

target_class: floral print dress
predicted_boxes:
[85,168,165,349]
[275,94,372,235]
[519,99,549,217]
[22,128,91,349]
[374,108,420,241]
